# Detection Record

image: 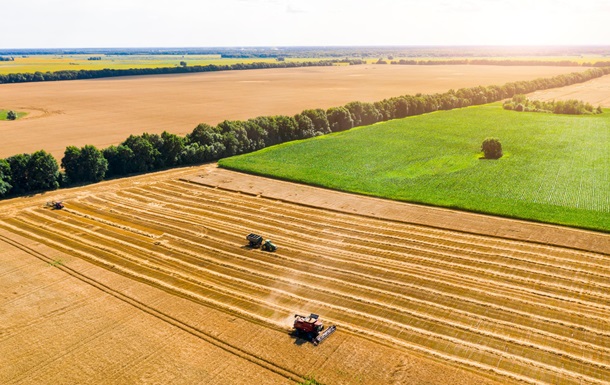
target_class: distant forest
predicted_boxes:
[0,60,363,84]
[1,46,609,85]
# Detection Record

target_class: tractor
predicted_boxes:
[293,313,336,345]
[261,239,277,252]
[246,233,277,252]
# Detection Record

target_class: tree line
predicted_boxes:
[1,67,609,199]
[392,58,610,67]
[503,94,603,115]
[0,59,363,84]
[2,46,608,60]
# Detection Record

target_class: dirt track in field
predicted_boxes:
[1,165,608,385]
[0,65,592,161]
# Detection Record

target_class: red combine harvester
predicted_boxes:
[293,313,336,346]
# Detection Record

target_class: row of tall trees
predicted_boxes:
[503,94,603,115]
[392,59,610,67]
[1,67,608,198]
[0,60,361,84]
[5,56,608,86]
[0,151,60,196]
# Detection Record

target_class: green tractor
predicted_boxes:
[246,233,277,252]
[261,239,277,252]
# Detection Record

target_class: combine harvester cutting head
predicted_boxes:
[293,313,336,346]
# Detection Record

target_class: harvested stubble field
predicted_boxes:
[529,73,610,107]
[0,65,593,161]
[1,165,609,385]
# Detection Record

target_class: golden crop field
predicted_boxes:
[1,165,608,385]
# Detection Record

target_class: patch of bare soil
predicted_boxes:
[1,164,608,385]
[0,65,591,161]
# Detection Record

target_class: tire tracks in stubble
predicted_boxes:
[113,186,610,318]
[135,182,610,289]
[80,191,610,340]
[0,231,305,384]
[3,179,610,385]
[29,201,608,380]
[117,182,608,382]
[77,187,610,354]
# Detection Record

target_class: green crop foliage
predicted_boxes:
[220,103,610,232]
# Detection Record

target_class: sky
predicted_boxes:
[1,0,609,48]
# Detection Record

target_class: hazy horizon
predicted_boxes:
[1,0,609,49]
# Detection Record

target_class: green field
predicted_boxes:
[220,104,610,232]
[0,54,332,75]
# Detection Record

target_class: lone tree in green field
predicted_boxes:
[6,110,17,120]
[481,138,503,159]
